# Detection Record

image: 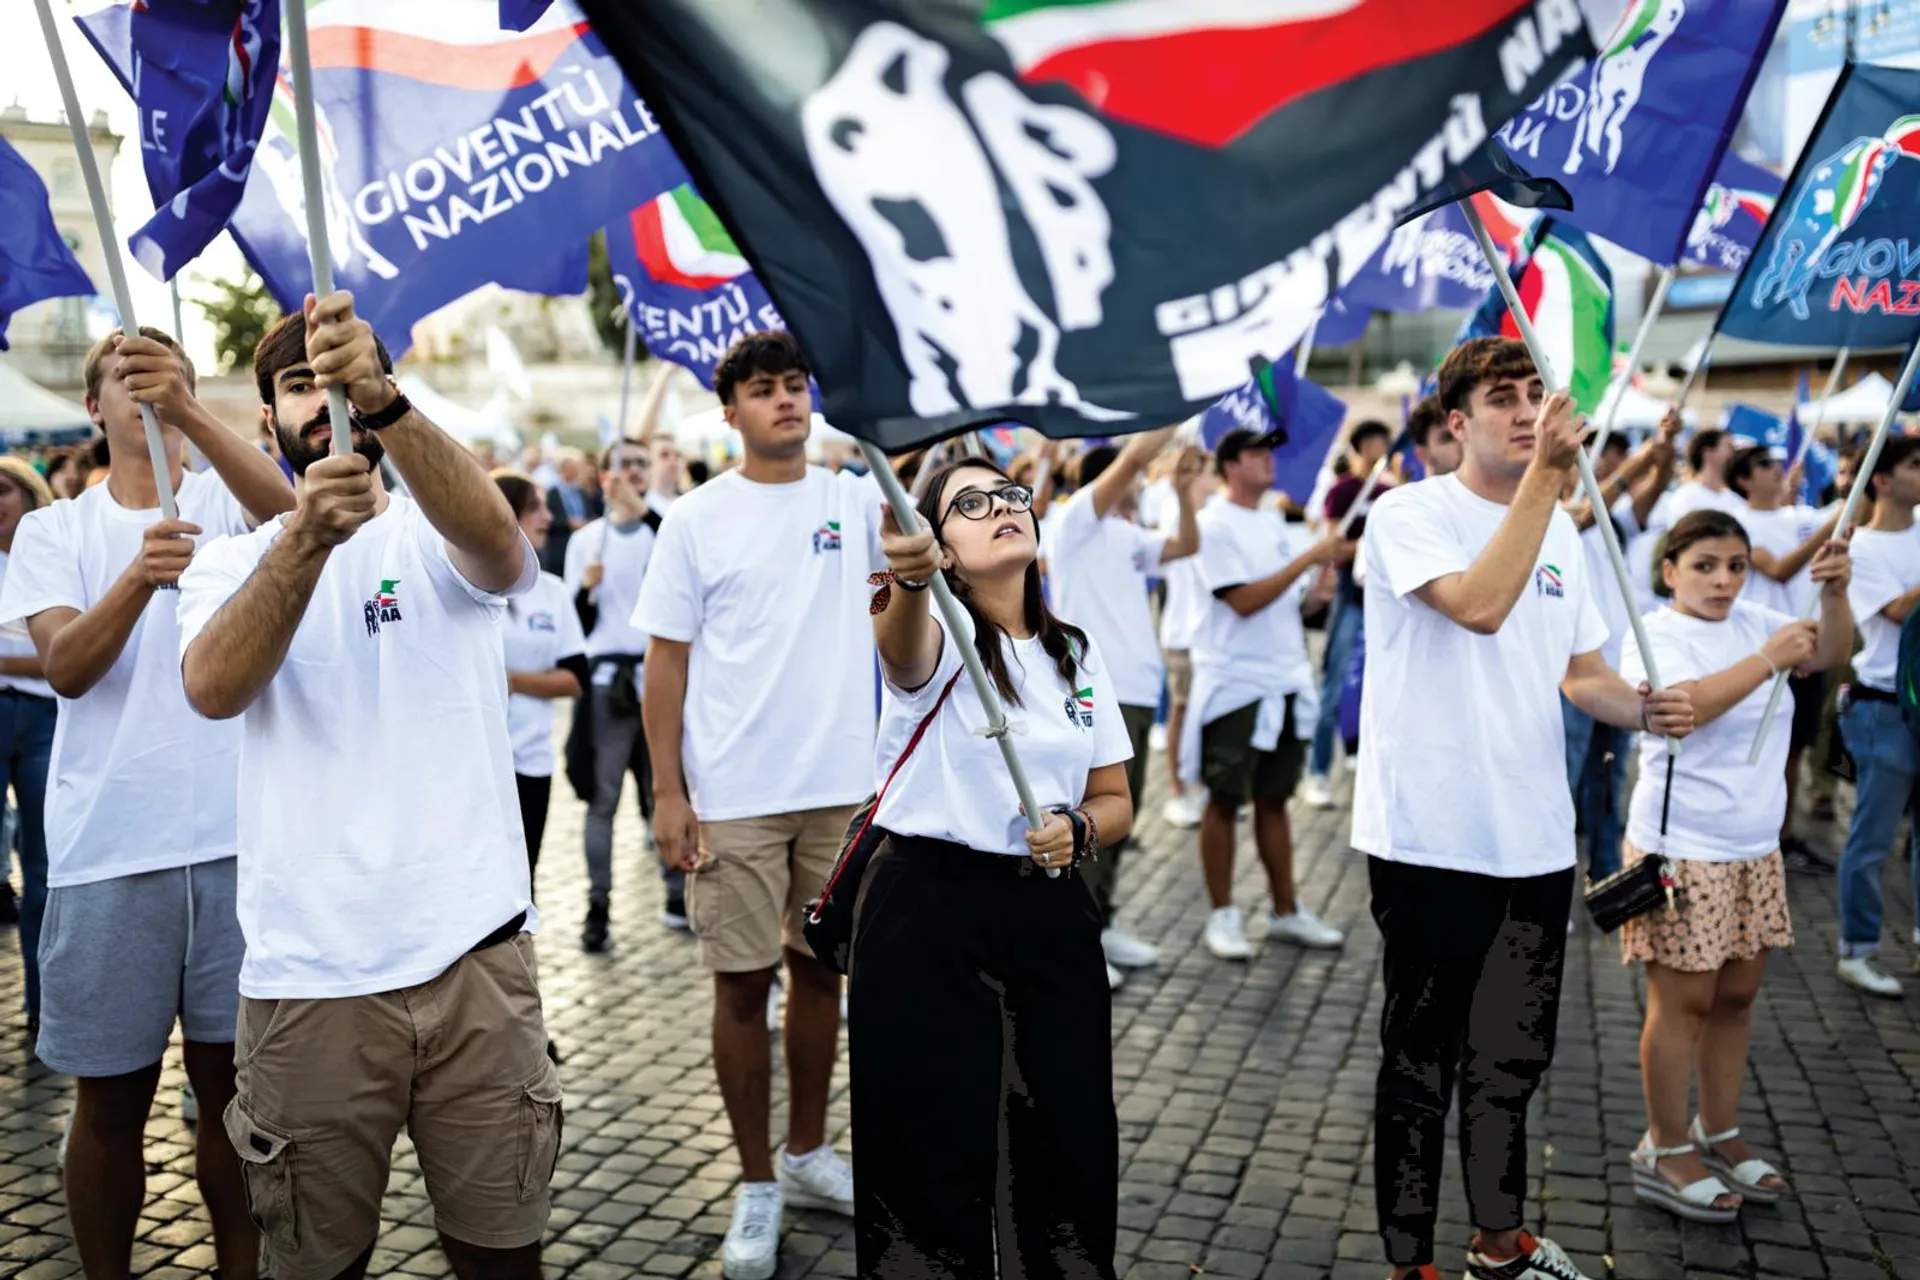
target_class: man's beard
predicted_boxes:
[275,409,385,477]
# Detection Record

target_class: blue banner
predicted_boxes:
[0,137,97,351]
[1197,352,1346,507]
[602,181,789,389]
[1723,402,1786,451]
[1723,63,1920,349]
[1341,199,1500,319]
[1496,0,1785,265]
[1683,151,1783,275]
[498,0,552,32]
[79,1,687,356]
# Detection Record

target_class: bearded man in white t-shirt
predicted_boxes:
[0,323,295,1279]
[178,295,553,1280]
[638,331,878,1280]
[1357,337,1696,1280]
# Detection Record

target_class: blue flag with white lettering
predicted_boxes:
[1723,63,1920,350]
[73,0,281,283]
[602,180,789,389]
[1724,403,1785,452]
[1495,0,1785,265]
[0,137,97,351]
[78,1,686,357]
[1198,352,1346,506]
[1682,152,1783,275]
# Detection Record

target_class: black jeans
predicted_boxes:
[1368,856,1573,1266]
[849,835,1118,1279]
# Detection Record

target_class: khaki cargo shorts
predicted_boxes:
[690,804,862,972]
[224,932,561,1279]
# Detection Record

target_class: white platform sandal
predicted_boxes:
[1631,1134,1741,1223]
[1690,1117,1787,1204]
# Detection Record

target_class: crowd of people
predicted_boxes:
[0,305,1911,1280]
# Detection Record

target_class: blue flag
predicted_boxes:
[1495,0,1785,266]
[79,2,688,357]
[1683,152,1783,274]
[1723,403,1786,452]
[602,181,790,389]
[1342,198,1501,319]
[1197,352,1346,507]
[76,1,281,282]
[498,1,552,32]
[1786,373,1841,504]
[0,137,97,352]
[1723,63,1920,350]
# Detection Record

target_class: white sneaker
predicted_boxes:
[1204,906,1252,960]
[1837,955,1905,998]
[181,1083,198,1126]
[1161,790,1205,829]
[1301,774,1336,810]
[1107,962,1124,991]
[721,1182,783,1279]
[777,1143,855,1216]
[1148,723,1168,752]
[1101,927,1159,969]
[1267,906,1344,950]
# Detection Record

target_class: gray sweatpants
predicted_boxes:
[586,682,683,905]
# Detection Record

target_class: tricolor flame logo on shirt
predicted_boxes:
[1064,685,1096,728]
[1535,563,1564,598]
[631,185,751,291]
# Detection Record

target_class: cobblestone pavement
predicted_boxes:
[0,753,1915,1280]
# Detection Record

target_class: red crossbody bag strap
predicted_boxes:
[813,667,965,912]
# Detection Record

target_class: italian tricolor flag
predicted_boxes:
[630,185,750,291]
[1496,224,1615,416]
[979,0,1539,147]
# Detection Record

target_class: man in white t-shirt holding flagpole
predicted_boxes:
[1358,337,1695,1280]
[179,295,556,1280]
[639,331,879,1280]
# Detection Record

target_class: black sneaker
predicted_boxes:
[581,900,610,953]
[660,894,690,931]
[1782,837,1835,875]
[1465,1232,1592,1280]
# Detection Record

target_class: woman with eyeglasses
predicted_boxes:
[851,457,1133,1279]
[0,458,57,1032]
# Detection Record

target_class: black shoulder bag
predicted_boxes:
[1584,754,1681,933]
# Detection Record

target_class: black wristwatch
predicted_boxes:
[1050,805,1087,865]
[352,388,412,431]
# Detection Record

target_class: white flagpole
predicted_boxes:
[1296,318,1320,379]
[1462,201,1680,753]
[1338,452,1392,539]
[1748,341,1920,763]
[857,440,1054,872]
[282,0,355,458]
[1588,265,1676,458]
[1787,349,1850,474]
[909,440,950,501]
[1672,331,1717,411]
[616,311,637,437]
[33,0,177,521]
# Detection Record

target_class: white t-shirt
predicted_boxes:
[1667,480,1747,525]
[1191,500,1316,705]
[1353,474,1609,877]
[563,513,657,666]
[1622,602,1794,861]
[1581,498,1642,670]
[1738,504,1824,617]
[503,571,588,777]
[0,474,249,888]
[634,466,883,822]
[176,495,540,1000]
[1157,494,1215,651]
[1042,488,1168,708]
[874,626,1131,855]
[1136,477,1175,536]
[1845,522,1920,691]
[0,553,54,700]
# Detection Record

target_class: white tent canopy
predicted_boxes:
[0,361,93,445]
[1594,378,1697,431]
[395,374,519,451]
[1803,372,1899,426]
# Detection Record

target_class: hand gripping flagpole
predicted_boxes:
[1462,201,1680,754]
[33,0,177,521]
[1588,265,1675,458]
[1748,340,1920,763]
[283,0,355,458]
[857,439,1055,874]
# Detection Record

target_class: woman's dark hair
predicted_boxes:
[1654,509,1751,599]
[491,470,541,518]
[917,458,1088,707]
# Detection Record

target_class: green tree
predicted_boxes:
[586,230,625,353]
[193,271,282,374]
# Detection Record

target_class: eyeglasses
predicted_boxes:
[943,484,1034,523]
[617,457,651,471]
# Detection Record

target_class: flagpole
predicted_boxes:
[1462,200,1679,753]
[1588,265,1676,458]
[1672,330,1717,411]
[856,439,1053,871]
[33,0,177,522]
[282,0,354,458]
[1338,453,1393,538]
[909,440,950,501]
[616,310,637,436]
[1296,318,1320,379]
[1787,349,1850,474]
[1748,339,1920,763]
